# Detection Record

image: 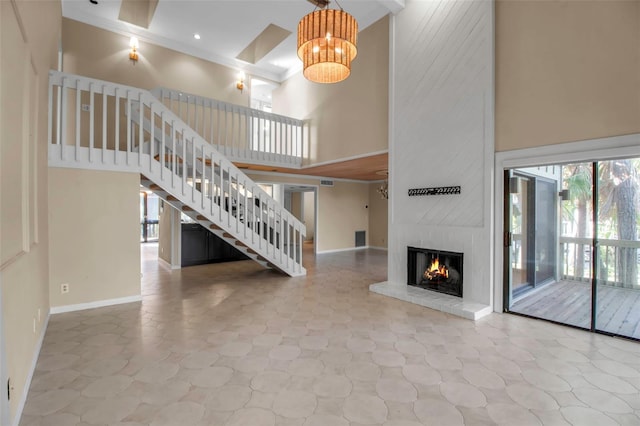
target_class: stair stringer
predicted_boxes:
[139,170,305,277]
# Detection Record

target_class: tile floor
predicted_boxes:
[19,244,640,425]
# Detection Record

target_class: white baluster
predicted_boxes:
[101,84,107,164]
[138,92,143,167]
[75,79,81,162]
[114,87,120,165]
[89,82,94,163]
[126,91,132,165]
[150,102,155,174]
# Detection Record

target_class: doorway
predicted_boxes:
[283,184,317,255]
[140,191,160,243]
[505,159,640,340]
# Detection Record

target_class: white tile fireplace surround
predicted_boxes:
[371,244,491,319]
[369,282,492,320]
[370,226,493,321]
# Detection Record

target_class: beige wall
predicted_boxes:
[272,16,389,165]
[368,183,388,249]
[303,191,315,242]
[248,174,369,252]
[496,0,640,151]
[62,18,251,105]
[318,182,369,251]
[290,192,303,220]
[0,0,61,420]
[49,169,141,307]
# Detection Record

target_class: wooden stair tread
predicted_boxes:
[155,154,184,164]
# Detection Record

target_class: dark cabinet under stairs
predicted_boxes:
[181,223,249,267]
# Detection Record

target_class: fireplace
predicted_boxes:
[407,246,463,297]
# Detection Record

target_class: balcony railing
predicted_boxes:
[151,87,306,168]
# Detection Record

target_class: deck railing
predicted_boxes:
[151,87,306,168]
[560,236,640,288]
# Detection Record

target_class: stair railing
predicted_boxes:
[151,87,306,168]
[48,71,306,276]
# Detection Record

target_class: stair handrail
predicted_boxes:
[150,87,306,167]
[48,70,306,275]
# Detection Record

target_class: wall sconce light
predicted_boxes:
[129,37,139,63]
[509,176,520,194]
[236,71,245,93]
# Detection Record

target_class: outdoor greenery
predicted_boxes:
[562,159,640,287]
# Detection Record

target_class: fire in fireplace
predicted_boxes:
[407,246,463,297]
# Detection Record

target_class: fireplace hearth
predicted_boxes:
[407,246,463,297]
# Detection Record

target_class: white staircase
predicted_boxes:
[48,71,306,277]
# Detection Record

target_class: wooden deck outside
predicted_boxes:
[510,279,640,339]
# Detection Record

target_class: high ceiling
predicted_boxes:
[62,0,401,83]
[62,0,397,181]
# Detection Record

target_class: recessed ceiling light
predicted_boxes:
[193,34,201,40]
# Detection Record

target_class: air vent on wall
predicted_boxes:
[320,180,334,187]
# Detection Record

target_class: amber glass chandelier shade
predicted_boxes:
[297,9,358,83]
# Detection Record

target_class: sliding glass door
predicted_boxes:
[508,172,557,298]
[506,158,640,339]
[595,159,640,338]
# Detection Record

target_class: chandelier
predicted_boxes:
[297,0,358,84]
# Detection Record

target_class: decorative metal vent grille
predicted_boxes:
[408,186,461,197]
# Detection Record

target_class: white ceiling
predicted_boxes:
[62,0,402,83]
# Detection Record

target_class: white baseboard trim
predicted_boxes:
[12,312,50,426]
[317,246,372,254]
[50,295,143,315]
[368,246,388,251]
[157,256,180,270]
